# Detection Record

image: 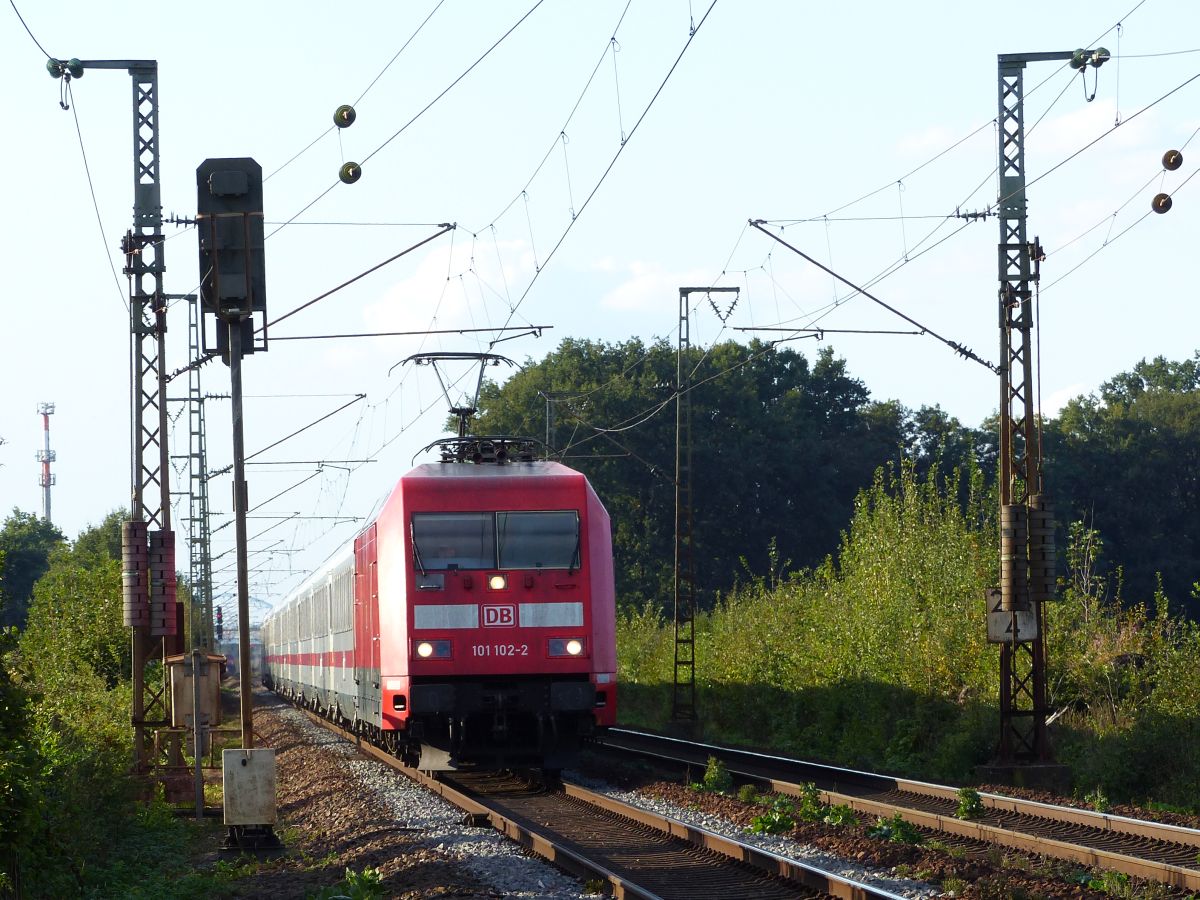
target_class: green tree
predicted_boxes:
[16,512,131,688]
[0,510,65,630]
[474,337,972,610]
[1044,352,1200,606]
[0,626,36,892]
[70,509,127,565]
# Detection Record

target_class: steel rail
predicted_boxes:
[562,781,908,900]
[298,710,654,897]
[295,709,907,898]
[599,728,1200,891]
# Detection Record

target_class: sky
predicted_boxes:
[2,1,1198,626]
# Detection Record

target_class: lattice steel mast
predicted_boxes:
[50,58,179,772]
[186,296,215,651]
[672,287,738,722]
[993,49,1107,764]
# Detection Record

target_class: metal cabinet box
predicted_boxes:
[222,749,277,825]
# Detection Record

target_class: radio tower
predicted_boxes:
[36,403,56,523]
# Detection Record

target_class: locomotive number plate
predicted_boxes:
[471,643,529,657]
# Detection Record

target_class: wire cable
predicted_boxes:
[8,0,50,57]
[270,2,546,238]
[66,82,129,314]
[749,220,996,372]
[361,1,546,171]
[265,0,449,182]
[490,0,720,344]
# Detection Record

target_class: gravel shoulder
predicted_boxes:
[204,692,597,898]
[199,695,1165,899]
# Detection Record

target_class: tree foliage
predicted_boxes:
[3,512,138,896]
[0,510,65,630]
[475,337,972,610]
[619,462,1200,804]
[1044,353,1200,607]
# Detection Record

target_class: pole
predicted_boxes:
[672,287,696,721]
[192,648,205,820]
[229,321,254,749]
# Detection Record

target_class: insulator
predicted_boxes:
[339,162,362,184]
[148,530,178,636]
[1069,49,1088,70]
[46,58,63,78]
[1163,149,1183,171]
[1028,495,1056,602]
[1152,193,1172,214]
[333,104,356,128]
[121,520,150,627]
[1091,47,1111,67]
[66,58,84,78]
[999,504,1028,612]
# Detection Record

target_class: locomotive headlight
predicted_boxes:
[549,638,585,657]
[488,574,508,591]
[414,640,452,659]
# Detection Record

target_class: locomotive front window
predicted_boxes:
[497,511,579,570]
[412,513,495,570]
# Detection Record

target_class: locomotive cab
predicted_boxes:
[261,436,618,773]
[377,454,617,770]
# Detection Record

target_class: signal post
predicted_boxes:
[196,157,279,849]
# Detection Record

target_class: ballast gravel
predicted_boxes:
[264,699,594,899]
[243,694,944,899]
[566,770,941,898]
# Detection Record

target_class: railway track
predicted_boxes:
[597,728,1200,891]
[299,710,910,898]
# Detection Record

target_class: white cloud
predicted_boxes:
[1042,382,1089,416]
[361,238,534,335]
[598,261,714,313]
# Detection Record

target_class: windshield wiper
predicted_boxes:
[568,529,581,576]
[412,533,427,576]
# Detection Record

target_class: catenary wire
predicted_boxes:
[66,83,129,314]
[490,0,720,344]
[268,3,545,239]
[264,0,449,182]
[7,0,50,57]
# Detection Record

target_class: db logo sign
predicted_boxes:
[482,604,516,628]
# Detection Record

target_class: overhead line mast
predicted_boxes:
[47,56,179,773]
[672,286,739,724]
[988,47,1108,777]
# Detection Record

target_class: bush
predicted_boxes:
[955,787,985,820]
[749,797,796,834]
[866,813,924,844]
[822,804,859,827]
[702,756,732,793]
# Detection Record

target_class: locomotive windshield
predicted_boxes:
[411,513,495,570]
[412,510,580,570]
[498,511,579,569]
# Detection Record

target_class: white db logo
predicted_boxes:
[482,605,515,627]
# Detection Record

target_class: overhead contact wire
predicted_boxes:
[270,1,546,237]
[491,0,721,344]
[266,0,449,182]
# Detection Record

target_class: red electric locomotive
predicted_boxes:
[262,436,617,770]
